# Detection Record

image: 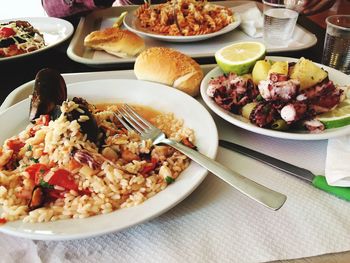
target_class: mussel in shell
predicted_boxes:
[67,97,99,143]
[28,185,45,211]
[29,68,100,144]
[29,68,67,121]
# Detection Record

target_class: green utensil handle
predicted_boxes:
[312,176,350,201]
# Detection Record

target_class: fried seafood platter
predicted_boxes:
[134,0,234,36]
[202,57,350,138]
[0,69,199,225]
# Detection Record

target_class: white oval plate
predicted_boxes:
[0,17,74,61]
[200,56,350,140]
[0,79,218,240]
[123,8,241,43]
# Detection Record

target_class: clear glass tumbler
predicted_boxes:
[262,0,299,47]
[322,15,350,75]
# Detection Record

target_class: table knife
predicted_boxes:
[219,139,350,201]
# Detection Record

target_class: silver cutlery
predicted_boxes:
[219,139,350,201]
[115,104,287,210]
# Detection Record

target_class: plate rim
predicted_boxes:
[0,17,74,61]
[200,56,350,140]
[0,78,219,240]
[123,7,241,42]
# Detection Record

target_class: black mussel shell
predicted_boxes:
[29,68,67,121]
[50,105,62,121]
[28,185,45,211]
[66,100,99,143]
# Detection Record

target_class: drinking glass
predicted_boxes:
[262,0,299,47]
[322,15,350,75]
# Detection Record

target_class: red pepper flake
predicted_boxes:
[141,158,158,176]
[29,127,37,137]
[37,115,50,126]
[181,138,197,150]
[79,188,92,196]
[116,127,128,135]
[6,139,25,152]
[4,153,19,171]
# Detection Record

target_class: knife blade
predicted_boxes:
[219,139,350,201]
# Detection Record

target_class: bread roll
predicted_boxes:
[84,27,145,58]
[134,47,203,97]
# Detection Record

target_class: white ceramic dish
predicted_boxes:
[200,56,350,140]
[0,79,218,240]
[0,17,74,61]
[123,8,241,43]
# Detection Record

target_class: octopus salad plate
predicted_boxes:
[0,77,218,240]
[200,56,350,140]
[0,17,73,61]
[123,1,241,43]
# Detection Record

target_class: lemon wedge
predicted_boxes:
[215,41,266,75]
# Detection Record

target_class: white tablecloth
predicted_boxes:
[1,69,350,263]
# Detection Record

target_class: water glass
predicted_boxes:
[262,0,299,47]
[322,15,350,75]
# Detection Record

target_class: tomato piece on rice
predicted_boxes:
[25,163,49,184]
[48,169,78,191]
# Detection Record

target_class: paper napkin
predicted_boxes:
[325,135,350,187]
[0,233,41,263]
[234,2,264,38]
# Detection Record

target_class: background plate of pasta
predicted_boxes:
[123,0,241,42]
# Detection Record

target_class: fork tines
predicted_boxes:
[115,104,152,134]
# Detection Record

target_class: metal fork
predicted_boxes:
[115,104,287,210]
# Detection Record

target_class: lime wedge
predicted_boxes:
[113,11,128,28]
[317,99,350,129]
[215,42,266,75]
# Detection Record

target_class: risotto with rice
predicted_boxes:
[0,99,195,223]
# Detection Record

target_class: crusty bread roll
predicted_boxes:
[84,27,145,58]
[134,47,204,97]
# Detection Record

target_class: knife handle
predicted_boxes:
[312,176,350,201]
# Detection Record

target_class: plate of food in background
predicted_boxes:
[200,42,350,140]
[123,0,241,42]
[0,17,73,61]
